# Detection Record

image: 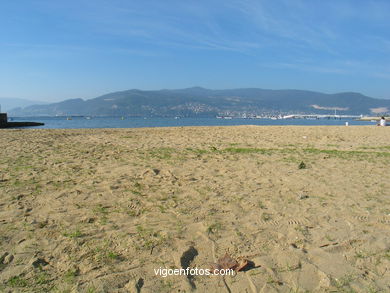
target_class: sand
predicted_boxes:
[0,125,390,292]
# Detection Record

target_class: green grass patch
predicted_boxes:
[261,213,272,222]
[93,204,109,215]
[222,147,273,154]
[138,146,390,164]
[303,148,390,159]
[64,268,79,283]
[95,248,120,262]
[35,272,50,285]
[148,147,176,159]
[206,222,222,234]
[185,148,208,155]
[7,276,29,288]
[63,229,83,238]
[136,225,167,250]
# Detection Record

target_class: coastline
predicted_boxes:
[1,126,389,292]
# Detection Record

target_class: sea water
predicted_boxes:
[8,116,374,129]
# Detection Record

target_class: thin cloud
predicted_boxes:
[272,62,349,75]
[1,0,390,99]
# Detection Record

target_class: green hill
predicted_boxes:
[9,87,390,117]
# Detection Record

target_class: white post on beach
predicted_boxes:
[345,122,349,126]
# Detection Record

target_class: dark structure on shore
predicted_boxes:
[0,112,44,128]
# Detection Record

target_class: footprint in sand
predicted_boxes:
[321,239,363,254]
[0,252,14,266]
[257,218,310,227]
[354,215,370,222]
[376,216,390,224]
[287,219,304,225]
[354,215,390,224]
[257,219,281,226]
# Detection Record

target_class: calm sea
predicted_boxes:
[7,116,376,129]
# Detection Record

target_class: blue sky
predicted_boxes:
[1,0,390,101]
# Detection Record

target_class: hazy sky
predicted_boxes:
[1,0,390,101]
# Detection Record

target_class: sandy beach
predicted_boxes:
[1,126,390,292]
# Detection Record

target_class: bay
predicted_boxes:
[9,116,374,129]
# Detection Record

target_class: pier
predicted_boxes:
[0,112,44,128]
[282,114,363,120]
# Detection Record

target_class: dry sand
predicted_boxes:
[0,126,390,292]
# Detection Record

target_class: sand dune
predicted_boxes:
[1,126,390,292]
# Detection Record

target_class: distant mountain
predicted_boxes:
[8,87,390,117]
[0,98,47,112]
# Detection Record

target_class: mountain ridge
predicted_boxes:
[8,87,390,117]
[0,98,48,112]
